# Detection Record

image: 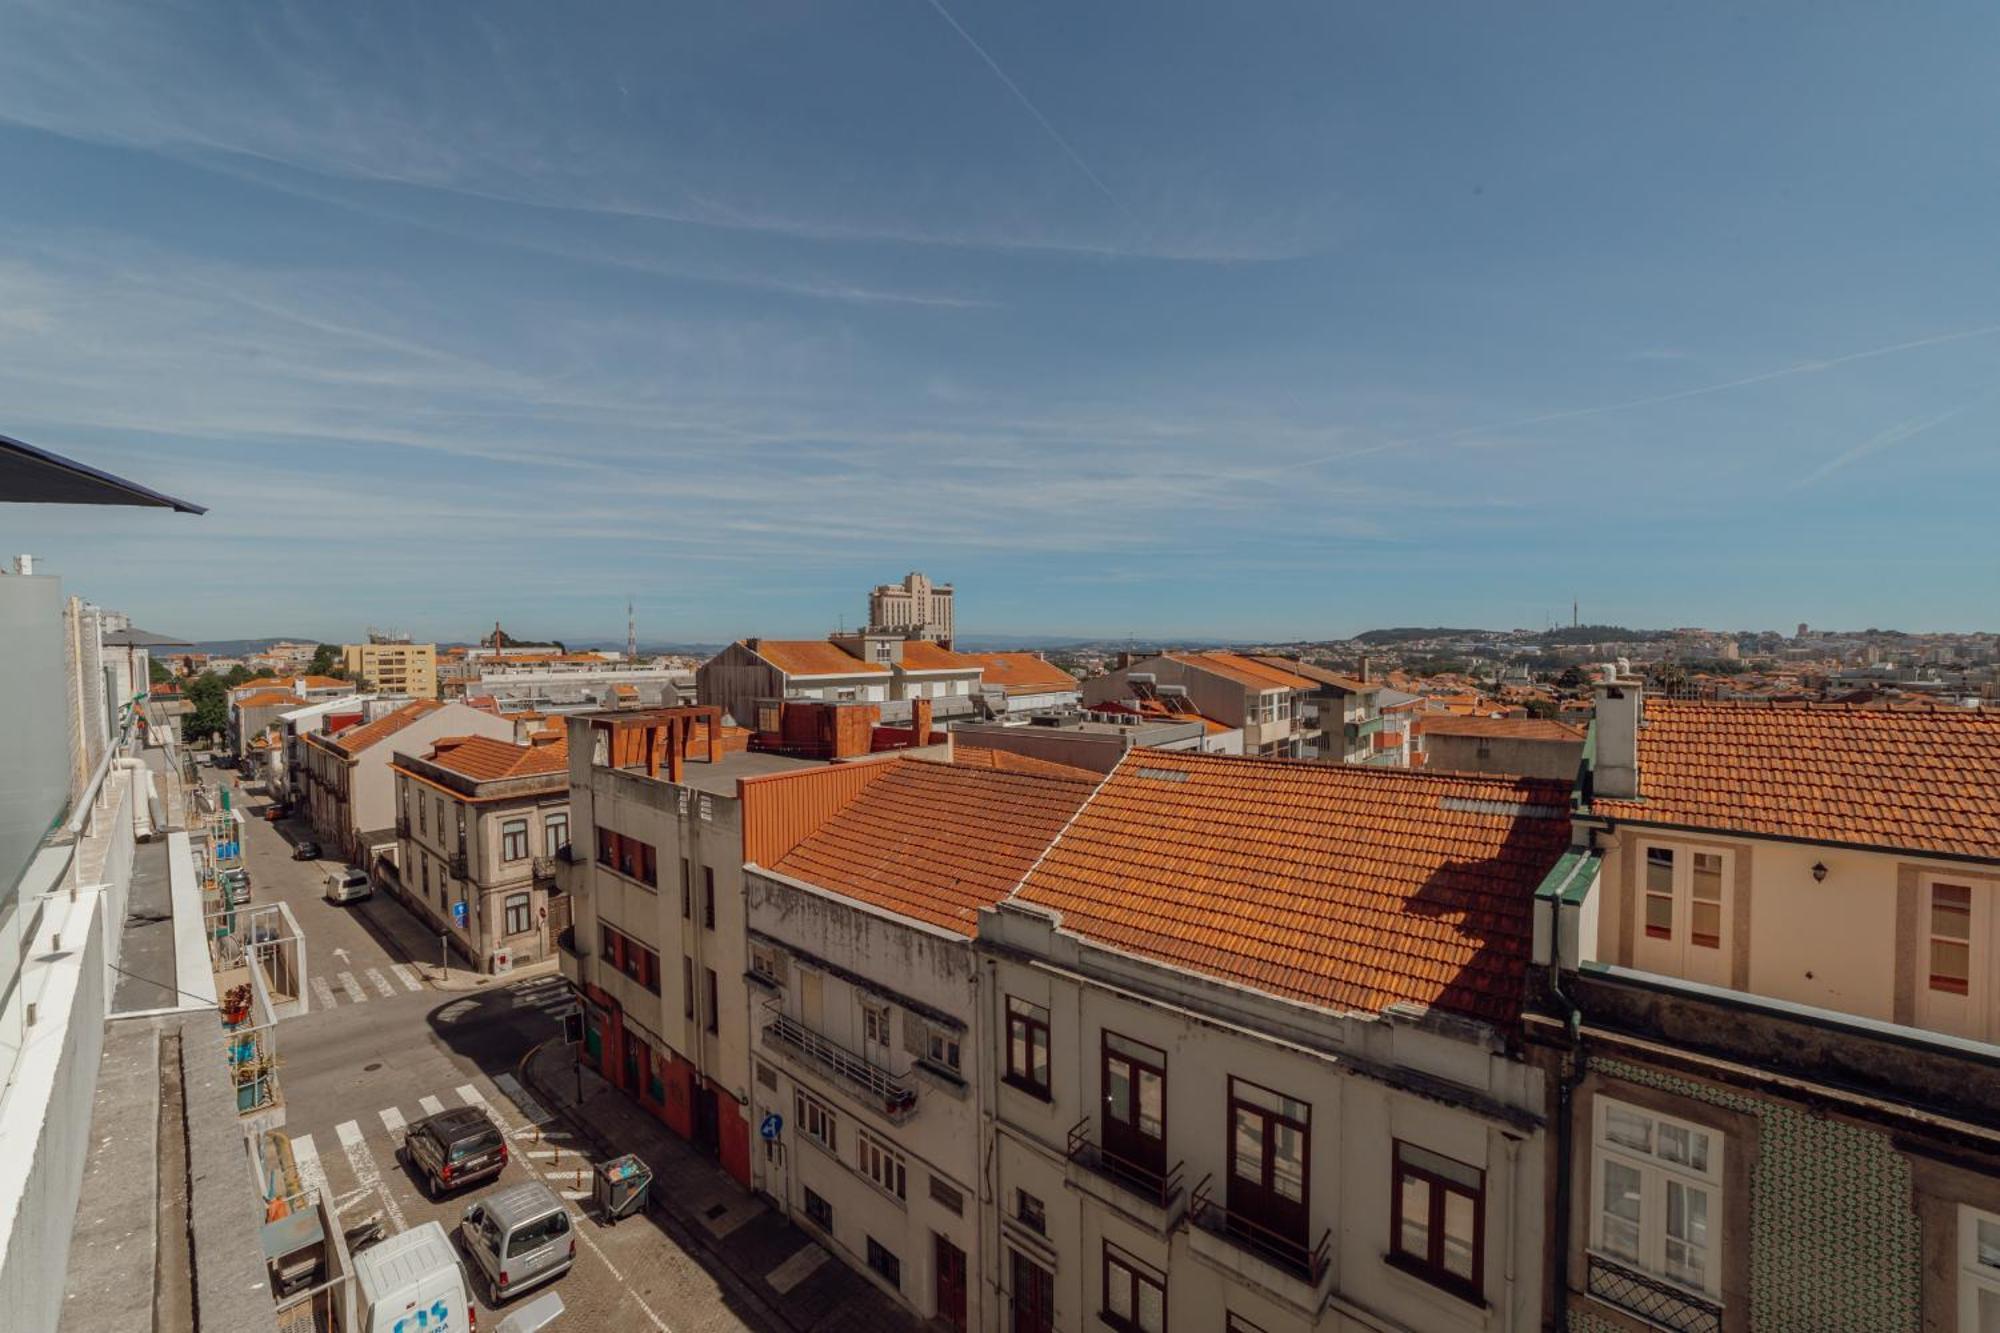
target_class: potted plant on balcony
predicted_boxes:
[221,982,253,1027]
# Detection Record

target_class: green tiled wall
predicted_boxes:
[1566,1058,1921,1332]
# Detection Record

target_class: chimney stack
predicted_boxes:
[1359,655,1371,684]
[911,697,934,747]
[1592,677,1645,799]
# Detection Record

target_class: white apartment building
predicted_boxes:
[698,636,984,732]
[977,750,1571,1333]
[741,759,1095,1328]
[868,570,955,644]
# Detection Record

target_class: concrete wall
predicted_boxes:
[947,724,1133,775]
[1423,733,1583,781]
[0,887,108,1333]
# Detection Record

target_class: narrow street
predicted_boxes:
[211,771,783,1331]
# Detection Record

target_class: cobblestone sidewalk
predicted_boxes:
[519,1040,922,1333]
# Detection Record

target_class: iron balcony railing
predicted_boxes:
[1187,1174,1331,1289]
[449,850,468,880]
[1585,1252,1723,1333]
[531,855,557,881]
[761,1002,916,1121]
[396,816,411,837]
[1065,1117,1185,1213]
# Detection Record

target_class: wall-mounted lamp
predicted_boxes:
[1812,861,1829,883]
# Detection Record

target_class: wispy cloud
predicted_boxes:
[1793,386,1999,487]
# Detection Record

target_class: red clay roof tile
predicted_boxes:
[1015,750,1572,1026]
[747,640,888,676]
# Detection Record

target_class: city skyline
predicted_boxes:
[4,2,1998,638]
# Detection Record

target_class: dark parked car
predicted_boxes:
[401,1106,508,1198]
[292,839,321,861]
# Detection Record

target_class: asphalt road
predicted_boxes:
[208,769,763,1332]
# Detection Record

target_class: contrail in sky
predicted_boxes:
[922,0,1120,204]
[1256,320,2000,480]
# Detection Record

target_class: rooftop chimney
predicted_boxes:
[1359,655,1371,683]
[911,696,934,747]
[1592,678,1644,799]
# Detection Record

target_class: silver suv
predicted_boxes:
[460,1181,575,1305]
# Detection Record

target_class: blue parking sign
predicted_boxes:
[452,900,467,927]
[760,1113,782,1141]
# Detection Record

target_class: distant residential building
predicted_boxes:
[392,731,570,973]
[867,571,954,645]
[1082,651,1317,757]
[464,656,694,713]
[225,676,357,759]
[340,640,438,698]
[698,637,984,731]
[1416,714,1585,780]
[745,759,1096,1325]
[300,699,513,864]
[1531,683,2000,1332]
[1247,656,1386,762]
[958,650,1081,716]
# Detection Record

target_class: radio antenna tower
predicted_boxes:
[626,595,638,662]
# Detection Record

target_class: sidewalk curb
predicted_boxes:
[517,1042,814,1333]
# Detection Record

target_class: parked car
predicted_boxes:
[460,1182,575,1306]
[322,865,371,905]
[351,1220,475,1333]
[292,839,320,861]
[264,803,289,821]
[401,1106,507,1198]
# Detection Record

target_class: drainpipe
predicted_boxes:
[1547,841,1593,1331]
[1503,1131,1521,1333]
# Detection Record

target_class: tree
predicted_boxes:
[1522,697,1560,720]
[147,657,175,685]
[1556,665,1588,690]
[308,643,340,676]
[220,664,254,688]
[184,673,228,743]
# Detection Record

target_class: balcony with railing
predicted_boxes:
[531,855,557,882]
[1584,1252,1723,1333]
[760,1001,917,1123]
[449,849,468,880]
[395,814,411,837]
[1064,1117,1185,1232]
[1185,1174,1331,1311]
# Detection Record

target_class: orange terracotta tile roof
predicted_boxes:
[897,641,985,672]
[1014,750,1573,1025]
[1588,699,2000,858]
[960,651,1078,695]
[1169,651,1316,691]
[300,675,352,689]
[772,761,1096,936]
[326,699,445,754]
[746,639,887,676]
[1249,656,1371,692]
[422,733,570,782]
[234,676,291,691]
[952,744,1101,781]
[1421,716,1585,742]
[234,690,306,709]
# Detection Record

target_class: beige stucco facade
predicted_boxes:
[302,702,513,864]
[341,641,438,699]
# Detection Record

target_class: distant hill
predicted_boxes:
[1353,627,1492,645]
[1533,624,1675,646]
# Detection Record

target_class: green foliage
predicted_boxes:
[1534,624,1674,647]
[1522,697,1560,720]
[147,657,175,685]
[1556,665,1589,689]
[184,672,228,741]
[1353,627,1487,645]
[308,643,340,675]
[220,664,253,687]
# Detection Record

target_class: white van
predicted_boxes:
[352,1221,475,1333]
[324,865,372,904]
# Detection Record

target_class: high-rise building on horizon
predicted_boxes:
[866,570,954,646]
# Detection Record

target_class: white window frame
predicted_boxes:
[1590,1095,1724,1301]
[1960,1203,2000,1332]
[1635,842,1732,982]
[857,1128,907,1201]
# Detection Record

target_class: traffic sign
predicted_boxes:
[759,1113,783,1142]
[452,900,468,927]
[562,1010,585,1046]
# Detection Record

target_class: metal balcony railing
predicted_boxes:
[531,855,557,881]
[1065,1117,1185,1212]
[762,1003,916,1121]
[1187,1174,1331,1289]
[449,850,468,880]
[396,815,411,837]
[1585,1252,1723,1333]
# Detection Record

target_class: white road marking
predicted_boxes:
[310,976,338,1011]
[333,1187,374,1215]
[523,1149,567,1160]
[290,1132,329,1206]
[379,1106,406,1136]
[560,1189,592,1201]
[337,971,366,1004]
[764,1242,830,1294]
[391,963,423,992]
[336,1119,406,1233]
[494,1072,553,1125]
[419,1095,445,1116]
[365,967,395,998]
[577,1225,674,1331]
[457,1083,520,1136]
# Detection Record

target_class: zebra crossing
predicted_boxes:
[288,1080,587,1225]
[506,974,578,1020]
[306,961,425,1011]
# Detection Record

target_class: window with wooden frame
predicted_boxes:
[681,858,692,919]
[544,812,568,856]
[1015,1188,1046,1235]
[1389,1141,1484,1301]
[683,958,696,1020]
[703,866,716,928]
[796,1092,836,1151]
[1100,1243,1165,1333]
[503,893,531,936]
[865,1237,900,1289]
[501,817,529,862]
[857,1129,906,1200]
[704,967,719,1033]
[1005,996,1051,1098]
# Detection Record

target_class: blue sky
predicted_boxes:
[3,1,1996,642]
